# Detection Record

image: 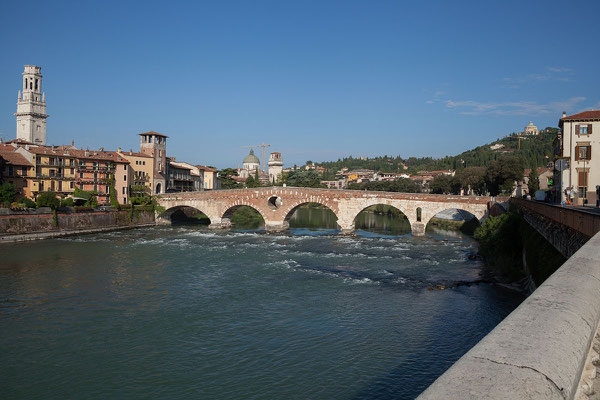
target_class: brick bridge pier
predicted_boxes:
[156,187,497,236]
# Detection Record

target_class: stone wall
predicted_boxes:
[0,208,155,237]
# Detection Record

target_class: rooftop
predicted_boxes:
[0,149,32,166]
[560,110,600,122]
[139,130,168,138]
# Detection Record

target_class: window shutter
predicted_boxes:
[575,125,580,134]
[588,124,593,135]
[589,145,592,160]
[575,145,580,160]
[579,171,585,186]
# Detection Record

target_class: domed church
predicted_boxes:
[238,149,260,178]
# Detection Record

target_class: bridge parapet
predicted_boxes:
[511,198,600,257]
[418,231,600,399]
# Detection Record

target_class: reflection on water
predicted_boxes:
[289,207,412,236]
[289,206,338,229]
[355,211,411,235]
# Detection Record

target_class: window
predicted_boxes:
[575,145,592,161]
[580,126,588,134]
[80,172,83,178]
[122,187,126,194]
[124,175,127,181]
[578,170,588,199]
[70,182,74,189]
[124,165,127,170]
[94,184,97,192]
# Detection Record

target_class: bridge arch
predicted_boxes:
[421,204,487,228]
[283,201,339,230]
[158,205,212,225]
[352,203,412,235]
[221,203,266,230]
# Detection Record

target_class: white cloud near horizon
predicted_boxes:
[444,96,586,116]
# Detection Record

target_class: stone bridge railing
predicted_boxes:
[419,231,600,399]
[511,198,600,258]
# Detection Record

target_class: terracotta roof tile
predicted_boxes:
[0,150,33,166]
[561,110,600,121]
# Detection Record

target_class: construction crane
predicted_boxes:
[241,143,271,172]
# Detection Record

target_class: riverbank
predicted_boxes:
[0,208,155,242]
[474,209,566,287]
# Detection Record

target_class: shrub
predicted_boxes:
[36,191,60,209]
[0,183,17,204]
[61,197,74,207]
[18,197,37,208]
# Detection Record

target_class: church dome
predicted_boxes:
[243,149,260,164]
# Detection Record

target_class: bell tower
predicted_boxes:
[15,65,48,145]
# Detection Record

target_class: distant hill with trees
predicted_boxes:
[317,128,557,177]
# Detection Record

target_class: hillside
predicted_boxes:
[318,128,557,178]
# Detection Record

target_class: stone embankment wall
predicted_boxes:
[418,231,600,399]
[0,208,155,242]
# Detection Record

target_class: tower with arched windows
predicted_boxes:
[15,65,48,145]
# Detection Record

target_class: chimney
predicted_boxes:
[71,139,74,146]
[562,111,567,118]
[118,147,121,152]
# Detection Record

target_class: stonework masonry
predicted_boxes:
[156,187,498,235]
[0,208,155,239]
[15,65,47,145]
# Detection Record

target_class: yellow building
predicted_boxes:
[28,146,78,199]
[118,148,154,196]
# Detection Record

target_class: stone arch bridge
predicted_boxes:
[156,187,502,236]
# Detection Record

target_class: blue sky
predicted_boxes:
[1,0,599,168]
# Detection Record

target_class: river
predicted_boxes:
[0,207,523,399]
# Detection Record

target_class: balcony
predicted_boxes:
[34,173,76,180]
[76,165,114,171]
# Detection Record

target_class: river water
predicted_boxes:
[1,208,523,399]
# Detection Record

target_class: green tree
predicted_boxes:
[36,191,60,209]
[0,183,17,204]
[347,178,420,193]
[429,175,454,194]
[245,175,258,188]
[218,168,241,189]
[485,155,525,196]
[286,170,324,188]
[456,166,486,195]
[527,167,540,195]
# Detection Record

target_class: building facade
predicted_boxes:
[268,152,283,184]
[197,166,219,190]
[524,121,539,136]
[15,65,48,145]
[118,149,154,197]
[0,146,33,199]
[558,111,600,205]
[139,131,167,194]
